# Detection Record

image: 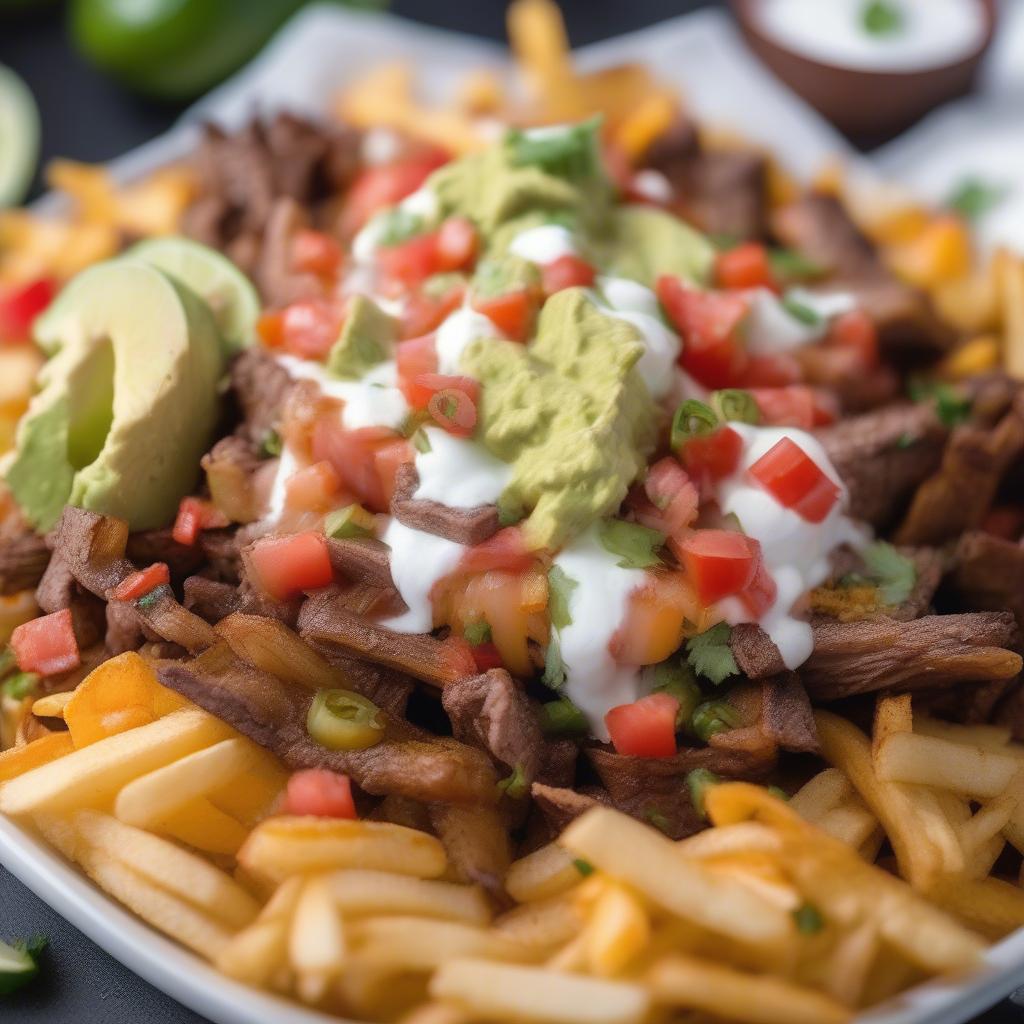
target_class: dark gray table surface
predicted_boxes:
[0,1,1021,1021]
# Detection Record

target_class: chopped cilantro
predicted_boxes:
[136,585,168,611]
[861,541,916,606]
[505,117,603,180]
[463,620,492,646]
[0,647,14,677]
[376,207,426,247]
[260,429,283,458]
[598,519,664,570]
[542,634,566,691]
[691,699,740,742]
[861,0,903,36]
[709,233,742,252]
[1,672,38,701]
[792,902,825,934]
[768,248,823,280]
[686,768,721,818]
[412,430,432,454]
[497,764,528,800]
[650,660,702,728]
[945,177,1009,221]
[781,293,823,327]
[685,622,738,685]
[643,808,672,835]
[539,697,588,736]
[573,858,595,877]
[895,432,916,449]
[908,377,971,427]
[547,566,578,630]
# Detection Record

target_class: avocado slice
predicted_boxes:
[5,258,224,531]
[326,295,396,379]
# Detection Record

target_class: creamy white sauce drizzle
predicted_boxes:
[714,423,868,669]
[591,277,681,400]
[264,446,298,526]
[631,169,674,205]
[413,426,513,509]
[352,186,440,265]
[509,224,578,264]
[435,306,501,375]
[755,0,986,73]
[361,127,402,166]
[382,518,467,634]
[744,287,856,355]
[552,527,648,740]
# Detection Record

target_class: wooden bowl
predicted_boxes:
[730,0,998,145]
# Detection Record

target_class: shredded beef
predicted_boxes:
[537,738,579,788]
[126,529,205,583]
[305,638,414,719]
[678,150,769,241]
[817,402,947,527]
[35,553,106,650]
[428,803,511,896]
[258,197,323,308]
[391,464,500,547]
[759,674,820,753]
[105,601,147,654]
[731,612,1022,699]
[441,669,544,781]
[772,194,878,278]
[326,538,401,593]
[639,116,701,181]
[530,783,606,834]
[230,346,294,446]
[947,531,1024,627]
[199,529,243,583]
[918,678,1017,728]
[0,532,50,595]
[183,577,243,623]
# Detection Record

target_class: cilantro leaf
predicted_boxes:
[1,672,38,701]
[547,566,578,630]
[464,620,492,646]
[376,207,426,247]
[908,377,971,427]
[792,903,825,934]
[542,634,566,691]
[781,292,823,327]
[685,622,738,686]
[768,248,823,281]
[573,858,594,877]
[861,0,903,36]
[598,519,664,570]
[861,541,916,606]
[497,764,528,800]
[945,177,1009,221]
[539,697,588,736]
[505,117,603,180]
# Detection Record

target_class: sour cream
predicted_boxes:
[352,186,440,264]
[551,527,648,740]
[630,169,674,205]
[591,277,681,400]
[714,423,867,669]
[413,426,513,509]
[744,288,856,356]
[755,0,987,73]
[382,518,467,634]
[509,224,578,265]
[435,307,501,375]
[264,445,298,526]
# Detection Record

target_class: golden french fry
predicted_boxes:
[290,875,346,977]
[647,954,851,1024]
[114,737,262,829]
[675,822,781,859]
[238,816,448,884]
[996,246,1024,379]
[215,917,288,987]
[933,266,1000,334]
[491,893,583,954]
[507,0,583,120]
[158,797,250,856]
[431,958,650,1024]
[820,918,878,1008]
[872,694,911,760]
[73,810,259,929]
[916,876,1024,941]
[560,807,792,945]
[959,773,1023,857]
[30,691,75,719]
[583,881,650,977]
[787,769,852,824]
[914,716,1013,751]
[0,731,75,782]
[325,869,490,924]
[614,90,677,160]
[0,708,230,815]
[506,842,583,903]
[816,803,879,851]
[208,756,286,828]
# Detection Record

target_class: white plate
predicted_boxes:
[3,5,1022,1021]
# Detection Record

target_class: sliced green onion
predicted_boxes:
[686,768,722,818]
[768,248,823,280]
[324,504,376,541]
[412,429,433,454]
[781,293,822,326]
[463,620,492,646]
[260,429,283,458]
[861,0,903,36]
[307,688,385,751]
[671,399,719,450]
[539,697,588,736]
[573,858,594,877]
[1,672,39,701]
[497,764,529,800]
[650,660,702,729]
[711,389,760,426]
[598,519,664,570]
[792,902,825,934]
[691,699,740,742]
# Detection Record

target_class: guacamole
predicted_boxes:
[327,294,396,379]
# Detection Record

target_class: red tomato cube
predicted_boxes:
[282,769,357,819]
[605,692,680,758]
[674,529,760,605]
[247,531,334,601]
[748,436,841,523]
[11,608,80,677]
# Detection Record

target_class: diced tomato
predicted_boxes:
[715,243,777,291]
[282,769,357,819]
[641,458,699,537]
[435,217,479,272]
[472,290,537,343]
[679,425,743,485]
[376,231,441,287]
[279,299,343,360]
[541,254,596,296]
[256,310,286,349]
[611,572,705,666]
[311,420,398,512]
[737,558,778,619]
[829,309,878,371]
[605,692,680,758]
[0,277,57,343]
[292,229,343,278]
[459,527,534,575]
[339,153,448,237]
[112,563,170,602]
[750,386,837,429]
[285,460,341,513]
[674,530,760,605]
[396,334,439,406]
[748,437,841,523]
[247,531,334,601]
[469,641,506,672]
[410,372,480,413]
[11,608,80,677]
[658,275,749,388]
[172,497,230,546]
[427,387,478,437]
[738,352,803,388]
[373,439,415,505]
[439,634,479,681]
[400,284,465,339]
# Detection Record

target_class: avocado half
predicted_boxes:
[5,258,225,531]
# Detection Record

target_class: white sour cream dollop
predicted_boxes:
[509,224,578,265]
[435,307,501,375]
[413,426,513,509]
[744,288,856,356]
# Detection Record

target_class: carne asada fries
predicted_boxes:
[1,1,1023,1021]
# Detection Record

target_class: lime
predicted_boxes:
[0,64,40,208]
[0,936,43,996]
[128,236,261,353]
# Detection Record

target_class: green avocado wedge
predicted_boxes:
[128,236,260,353]
[5,259,225,531]
[0,64,40,208]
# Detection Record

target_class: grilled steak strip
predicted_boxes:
[731,612,1022,699]
[947,531,1024,628]
[35,553,106,649]
[0,532,50,595]
[326,538,402,592]
[428,803,511,895]
[391,463,500,547]
[230,346,294,446]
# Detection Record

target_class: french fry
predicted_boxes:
[114,737,262,829]
[208,756,287,828]
[560,807,792,945]
[787,768,852,823]
[238,816,448,884]
[958,774,1023,857]
[647,954,851,1024]
[914,716,1013,751]
[491,893,583,954]
[819,918,878,1008]
[923,876,1024,940]
[583,881,650,977]
[30,691,75,719]
[1004,802,1024,854]
[325,869,490,924]
[506,842,583,903]
[73,810,259,929]
[0,731,74,782]
[215,917,289,987]
[430,958,650,1024]
[872,694,912,760]
[996,246,1024,379]
[158,797,250,856]
[507,0,584,120]
[816,803,879,852]
[0,708,230,815]
[78,845,233,959]
[290,875,346,991]
[875,731,1020,799]
[675,822,781,859]
[351,917,529,971]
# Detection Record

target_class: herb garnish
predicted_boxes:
[685,622,738,685]
[598,519,664,570]
[781,293,823,327]
[463,620,492,646]
[686,768,722,819]
[547,566,578,630]
[945,177,1009,221]
[792,903,825,934]
[497,764,528,800]
[768,248,823,281]
[1,672,38,701]
[861,0,903,36]
[505,116,603,180]
[908,377,971,427]
[539,697,588,736]
[861,541,916,606]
